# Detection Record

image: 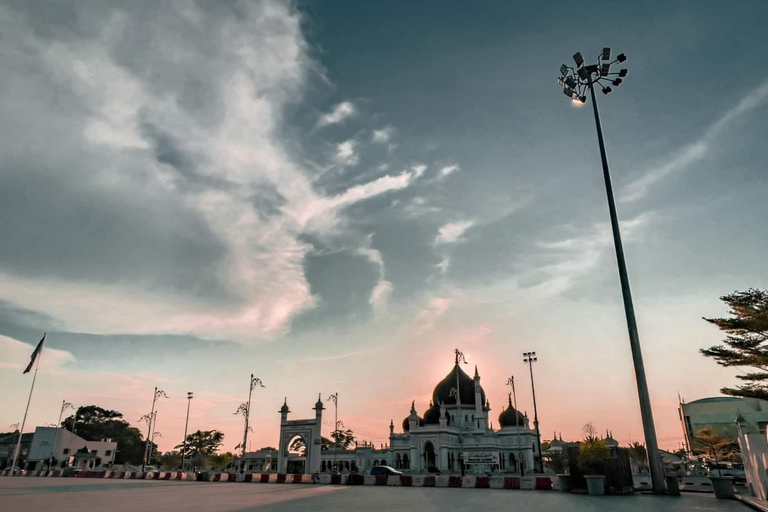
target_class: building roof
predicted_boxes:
[498,394,525,427]
[431,363,486,407]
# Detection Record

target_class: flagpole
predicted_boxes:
[11,348,43,472]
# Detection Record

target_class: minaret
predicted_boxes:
[280,397,290,423]
[439,402,447,428]
[389,419,394,436]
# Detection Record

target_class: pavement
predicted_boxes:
[0,477,751,512]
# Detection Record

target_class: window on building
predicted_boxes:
[465,415,468,422]
[105,450,112,456]
[396,454,402,469]
[403,454,409,469]
[62,449,70,455]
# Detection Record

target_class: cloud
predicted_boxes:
[436,255,451,274]
[0,2,419,343]
[372,125,395,144]
[438,164,460,179]
[335,139,358,166]
[0,335,75,372]
[357,234,393,313]
[435,220,475,244]
[412,164,427,178]
[622,79,768,202]
[414,297,453,331]
[318,101,356,127]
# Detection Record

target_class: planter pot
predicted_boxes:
[556,474,571,493]
[585,475,606,496]
[665,475,680,497]
[709,476,735,499]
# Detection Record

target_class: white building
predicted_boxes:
[278,359,539,475]
[26,427,117,470]
[679,396,768,454]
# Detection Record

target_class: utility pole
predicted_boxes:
[506,377,524,476]
[141,387,167,472]
[49,401,73,470]
[240,376,264,473]
[523,352,543,473]
[180,392,193,471]
[328,393,338,473]
[452,349,468,476]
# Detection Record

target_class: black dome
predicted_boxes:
[402,414,421,432]
[422,402,442,425]
[432,364,485,406]
[498,395,525,427]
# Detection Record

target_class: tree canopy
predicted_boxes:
[701,288,768,399]
[175,430,224,458]
[62,405,155,465]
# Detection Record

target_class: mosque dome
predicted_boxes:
[402,414,422,432]
[498,394,525,427]
[432,364,486,407]
[422,401,442,425]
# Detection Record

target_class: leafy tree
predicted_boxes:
[207,452,233,470]
[701,289,768,399]
[62,405,155,465]
[175,430,224,459]
[695,428,733,476]
[258,446,277,451]
[578,439,609,475]
[582,422,599,442]
[543,450,567,474]
[290,436,333,455]
[159,451,181,469]
[627,442,648,473]
[330,428,356,449]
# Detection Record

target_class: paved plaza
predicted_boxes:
[0,478,750,512]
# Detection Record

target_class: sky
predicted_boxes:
[1,0,767,455]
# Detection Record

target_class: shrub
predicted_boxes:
[578,439,609,475]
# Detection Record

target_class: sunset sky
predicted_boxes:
[1,0,767,455]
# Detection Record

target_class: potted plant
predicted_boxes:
[578,438,609,495]
[696,428,735,499]
[545,451,571,492]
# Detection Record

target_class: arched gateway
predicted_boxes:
[277,395,324,474]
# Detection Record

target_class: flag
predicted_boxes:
[23,334,46,374]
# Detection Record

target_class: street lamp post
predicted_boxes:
[452,349,468,476]
[141,387,168,472]
[180,392,193,471]
[328,393,338,472]
[523,352,543,473]
[241,375,264,473]
[557,48,665,494]
[49,401,73,470]
[506,377,524,476]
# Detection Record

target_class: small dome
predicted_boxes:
[498,394,525,427]
[280,397,290,414]
[422,401,442,425]
[314,394,324,410]
[402,414,422,432]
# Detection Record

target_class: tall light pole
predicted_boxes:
[180,392,193,471]
[328,393,338,473]
[558,48,665,494]
[49,401,73,470]
[241,375,264,472]
[141,387,168,472]
[523,352,543,473]
[506,377,524,476]
[451,349,468,476]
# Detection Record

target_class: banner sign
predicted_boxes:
[462,451,499,464]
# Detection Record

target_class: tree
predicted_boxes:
[695,428,733,476]
[578,439,609,475]
[62,405,155,465]
[628,442,649,473]
[330,428,356,449]
[175,430,224,459]
[701,288,768,399]
[159,451,181,469]
[543,450,567,474]
[207,452,233,470]
[258,446,277,452]
[582,422,599,442]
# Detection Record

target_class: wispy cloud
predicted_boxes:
[335,139,358,167]
[0,335,75,371]
[372,125,395,144]
[622,79,768,202]
[438,164,460,179]
[414,297,453,331]
[318,101,356,127]
[357,234,393,313]
[435,220,475,244]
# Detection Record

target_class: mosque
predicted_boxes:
[276,353,540,475]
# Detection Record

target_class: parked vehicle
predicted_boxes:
[369,465,402,476]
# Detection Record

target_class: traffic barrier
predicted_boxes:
[387,475,401,486]
[348,474,364,485]
[521,476,535,490]
[680,476,713,493]
[276,474,287,483]
[476,476,490,488]
[435,475,449,487]
[400,476,412,487]
[535,476,553,490]
[411,475,435,487]
[504,476,521,489]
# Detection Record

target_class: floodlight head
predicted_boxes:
[579,95,587,103]
[612,78,623,86]
[565,77,577,88]
[602,86,612,95]
[619,69,628,77]
[563,87,574,98]
[573,52,584,67]
[616,53,627,62]
[188,392,194,399]
[600,64,610,77]
[602,47,611,60]
[577,67,589,80]
[560,64,569,76]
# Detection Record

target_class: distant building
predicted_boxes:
[242,449,278,472]
[0,432,34,469]
[26,427,118,471]
[679,396,768,454]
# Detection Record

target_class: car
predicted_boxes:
[369,465,402,476]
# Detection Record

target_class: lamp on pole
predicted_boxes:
[557,48,665,494]
[49,401,73,470]
[451,349,468,476]
[239,375,264,473]
[328,393,338,473]
[523,352,542,473]
[141,387,168,472]
[505,377,524,476]
[180,392,193,471]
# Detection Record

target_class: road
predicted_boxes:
[0,478,747,512]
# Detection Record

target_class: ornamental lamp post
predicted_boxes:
[505,377,524,476]
[49,401,73,470]
[523,352,543,473]
[328,393,338,472]
[141,387,168,472]
[556,48,665,494]
[180,392,193,471]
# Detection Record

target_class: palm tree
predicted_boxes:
[207,452,234,471]
[695,428,732,477]
[628,442,649,473]
[159,451,181,470]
